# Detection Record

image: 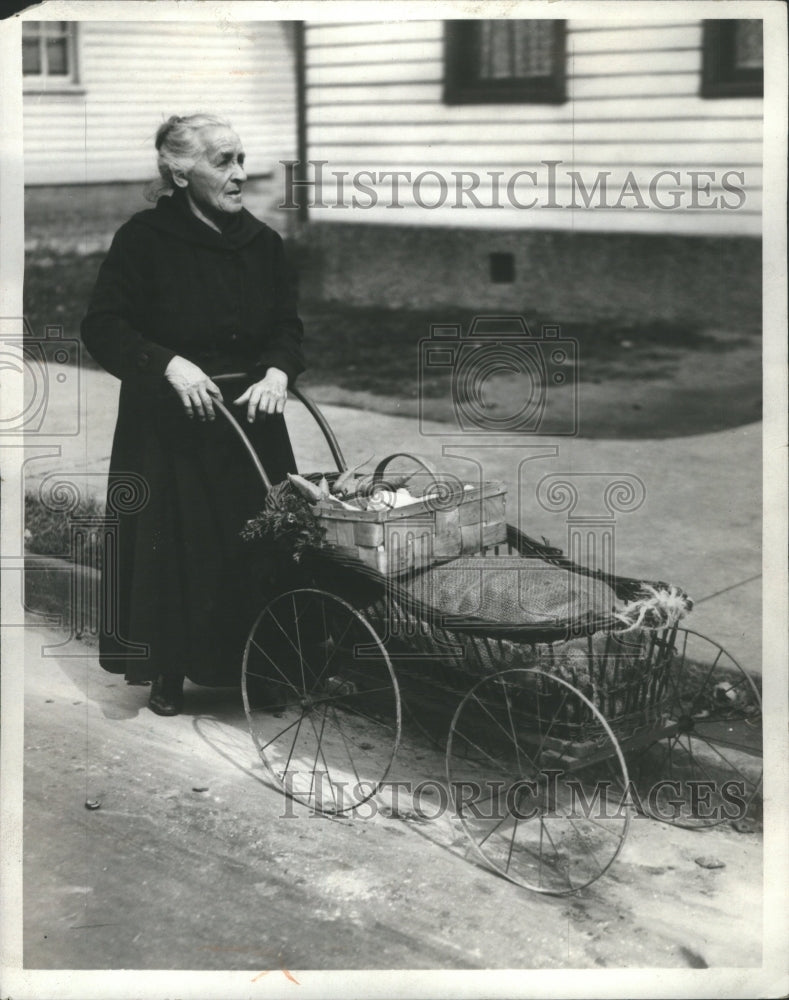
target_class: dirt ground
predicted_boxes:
[22,624,763,973]
[302,325,761,440]
[24,225,761,444]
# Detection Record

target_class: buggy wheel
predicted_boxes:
[242,588,401,814]
[622,627,762,829]
[446,668,630,896]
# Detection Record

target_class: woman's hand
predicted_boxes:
[164,356,222,421]
[233,368,288,423]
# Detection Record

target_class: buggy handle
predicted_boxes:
[208,373,348,492]
[372,452,442,486]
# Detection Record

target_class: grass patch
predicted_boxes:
[24,251,105,363]
[25,492,105,568]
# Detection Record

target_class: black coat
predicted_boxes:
[81,191,306,685]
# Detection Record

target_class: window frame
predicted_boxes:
[22,21,83,94]
[701,19,763,99]
[443,19,567,106]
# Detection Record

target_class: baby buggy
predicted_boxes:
[214,377,763,896]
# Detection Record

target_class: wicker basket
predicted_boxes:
[314,452,507,576]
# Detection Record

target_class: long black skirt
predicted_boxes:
[99,376,296,685]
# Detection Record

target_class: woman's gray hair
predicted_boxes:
[145,113,232,201]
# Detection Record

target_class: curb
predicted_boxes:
[24,553,101,639]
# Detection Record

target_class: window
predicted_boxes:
[22,22,79,88]
[702,20,763,98]
[444,20,566,105]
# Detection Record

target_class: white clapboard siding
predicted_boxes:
[307,44,703,77]
[308,119,763,146]
[305,21,443,46]
[298,142,762,168]
[309,95,762,124]
[298,166,761,204]
[24,20,297,184]
[303,18,763,236]
[299,163,762,193]
[566,24,699,51]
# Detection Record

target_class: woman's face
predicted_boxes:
[185,126,247,219]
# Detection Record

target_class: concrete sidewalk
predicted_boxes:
[19,622,763,972]
[23,365,761,670]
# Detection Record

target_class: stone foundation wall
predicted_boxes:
[303,222,761,332]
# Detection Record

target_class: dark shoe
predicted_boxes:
[148,674,185,716]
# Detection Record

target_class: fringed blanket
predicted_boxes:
[398,555,690,634]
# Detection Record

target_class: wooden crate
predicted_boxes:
[314,482,507,576]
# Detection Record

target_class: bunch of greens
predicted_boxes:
[241,479,326,562]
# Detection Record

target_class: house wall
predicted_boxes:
[302,19,762,236]
[23,20,298,185]
[301,19,762,326]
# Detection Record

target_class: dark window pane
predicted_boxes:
[46,37,69,75]
[478,22,503,79]
[22,37,41,75]
[445,19,565,105]
[513,21,554,77]
[478,21,554,80]
[701,19,763,98]
[734,20,763,70]
[22,21,39,36]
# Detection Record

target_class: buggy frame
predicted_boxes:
[214,376,763,896]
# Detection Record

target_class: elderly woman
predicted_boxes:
[81,114,305,715]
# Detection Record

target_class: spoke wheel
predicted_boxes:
[446,668,630,896]
[623,627,762,829]
[242,588,401,814]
